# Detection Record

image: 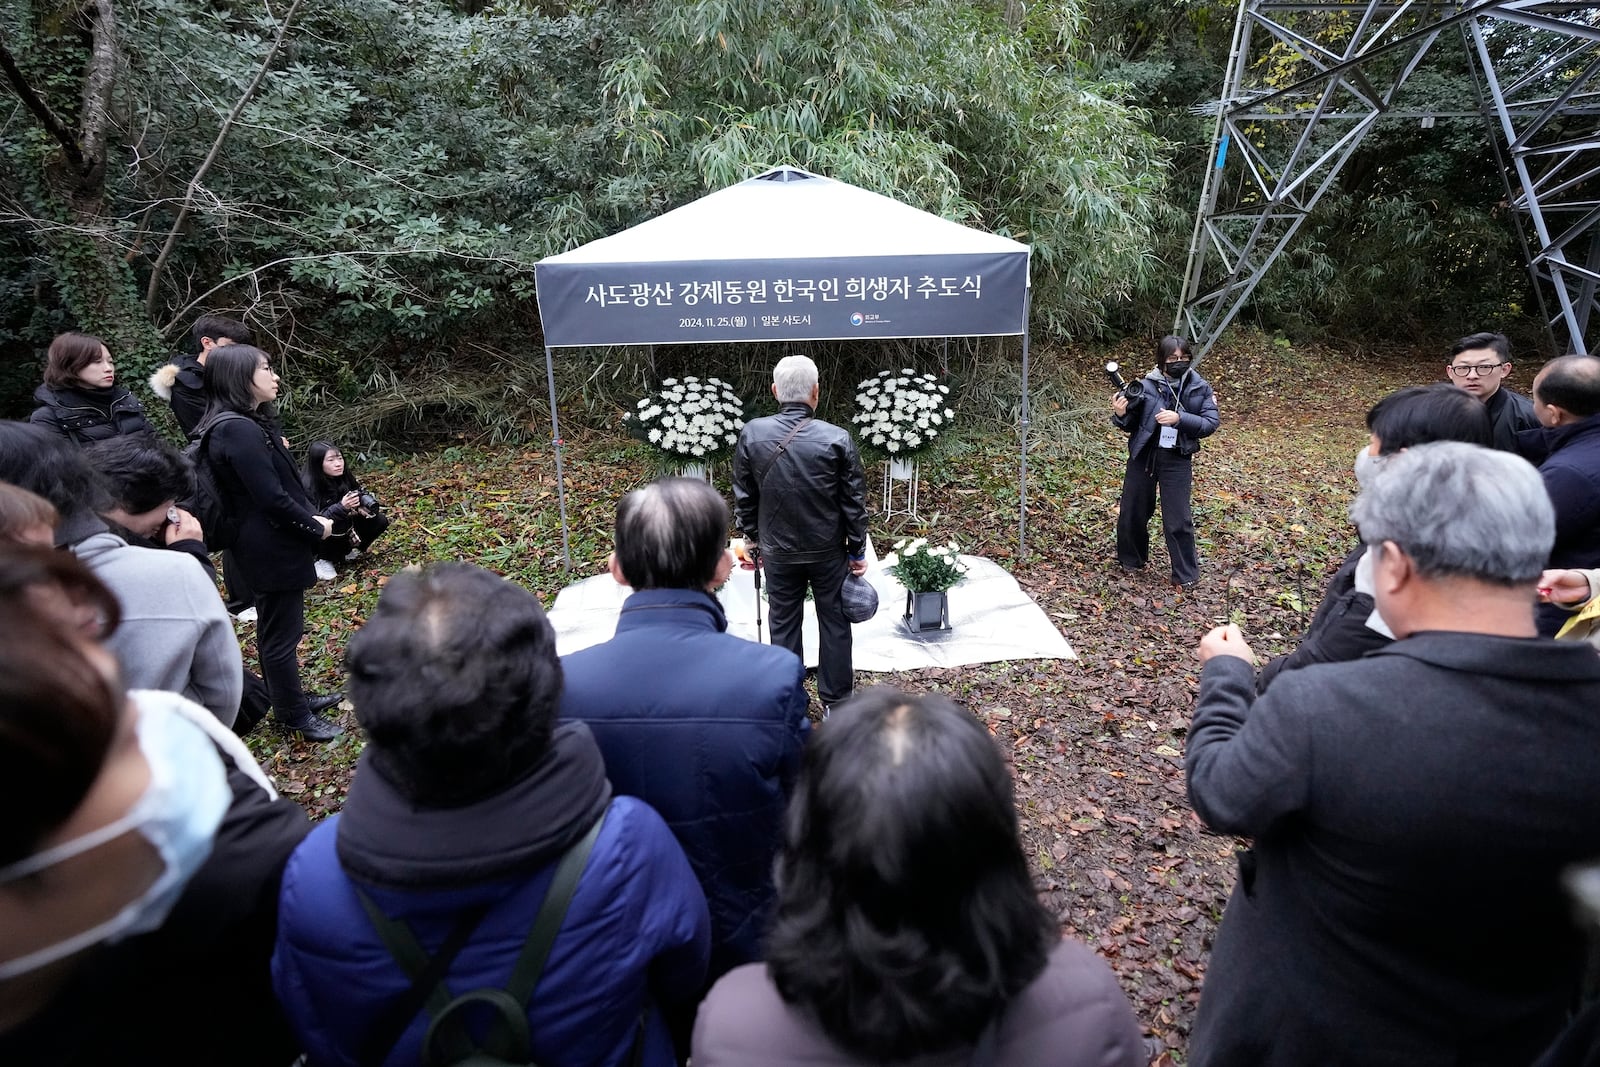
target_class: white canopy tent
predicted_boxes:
[534,166,1034,567]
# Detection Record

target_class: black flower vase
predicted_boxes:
[904,590,950,633]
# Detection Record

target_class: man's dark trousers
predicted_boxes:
[1117,447,1199,585]
[764,552,852,705]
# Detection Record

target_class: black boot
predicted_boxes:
[277,711,343,742]
[306,692,344,713]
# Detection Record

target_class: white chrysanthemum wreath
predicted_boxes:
[851,369,954,456]
[624,376,746,461]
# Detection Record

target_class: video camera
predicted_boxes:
[1105,361,1145,403]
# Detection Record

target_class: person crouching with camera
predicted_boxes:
[302,441,390,581]
[1110,335,1220,590]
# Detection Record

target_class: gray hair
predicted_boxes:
[1349,441,1553,586]
[773,354,819,403]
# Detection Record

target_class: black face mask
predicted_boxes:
[1164,361,1191,378]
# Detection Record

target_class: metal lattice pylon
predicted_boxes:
[1178,1,1600,359]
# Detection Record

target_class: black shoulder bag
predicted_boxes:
[354,812,638,1067]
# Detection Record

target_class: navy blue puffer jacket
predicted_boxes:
[560,587,809,982]
[272,733,710,1067]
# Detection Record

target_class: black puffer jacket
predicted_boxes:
[29,383,155,444]
[732,402,869,562]
[149,352,208,435]
[1110,368,1220,458]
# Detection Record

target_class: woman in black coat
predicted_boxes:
[29,332,155,444]
[196,345,342,741]
[301,440,390,571]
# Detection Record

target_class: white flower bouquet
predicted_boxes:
[851,369,955,458]
[624,376,747,462]
[886,537,968,593]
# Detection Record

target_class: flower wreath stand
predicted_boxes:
[880,456,919,518]
[852,369,953,523]
[623,376,747,486]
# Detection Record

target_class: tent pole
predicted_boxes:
[1018,290,1032,560]
[544,344,573,570]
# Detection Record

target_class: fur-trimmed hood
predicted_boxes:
[148,361,180,400]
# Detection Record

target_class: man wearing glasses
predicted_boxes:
[1446,332,1539,451]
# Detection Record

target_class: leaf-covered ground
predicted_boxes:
[247,338,1440,1062]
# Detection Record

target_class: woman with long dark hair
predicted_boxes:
[301,440,390,577]
[30,332,155,444]
[197,345,342,740]
[692,689,1145,1066]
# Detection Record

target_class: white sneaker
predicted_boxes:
[233,607,258,624]
[314,559,338,582]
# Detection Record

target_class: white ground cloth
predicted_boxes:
[548,543,1075,670]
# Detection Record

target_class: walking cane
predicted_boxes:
[753,556,764,643]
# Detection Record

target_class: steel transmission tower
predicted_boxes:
[1178,1,1600,359]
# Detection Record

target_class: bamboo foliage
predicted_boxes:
[607,0,1172,337]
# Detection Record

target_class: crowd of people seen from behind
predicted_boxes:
[1,326,1599,1067]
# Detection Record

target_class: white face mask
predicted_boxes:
[1353,447,1387,489]
[0,700,231,980]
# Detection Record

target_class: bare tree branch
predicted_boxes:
[144,0,306,314]
[0,32,88,173]
[159,246,534,337]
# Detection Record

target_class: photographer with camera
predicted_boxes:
[1110,336,1220,588]
[301,440,390,581]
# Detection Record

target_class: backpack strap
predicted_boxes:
[190,409,251,446]
[402,809,611,1067]
[355,892,492,1065]
[504,810,607,1004]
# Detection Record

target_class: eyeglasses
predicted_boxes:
[1447,362,1505,377]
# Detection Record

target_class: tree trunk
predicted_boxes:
[0,0,165,371]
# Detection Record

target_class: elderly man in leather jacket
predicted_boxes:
[733,355,870,711]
